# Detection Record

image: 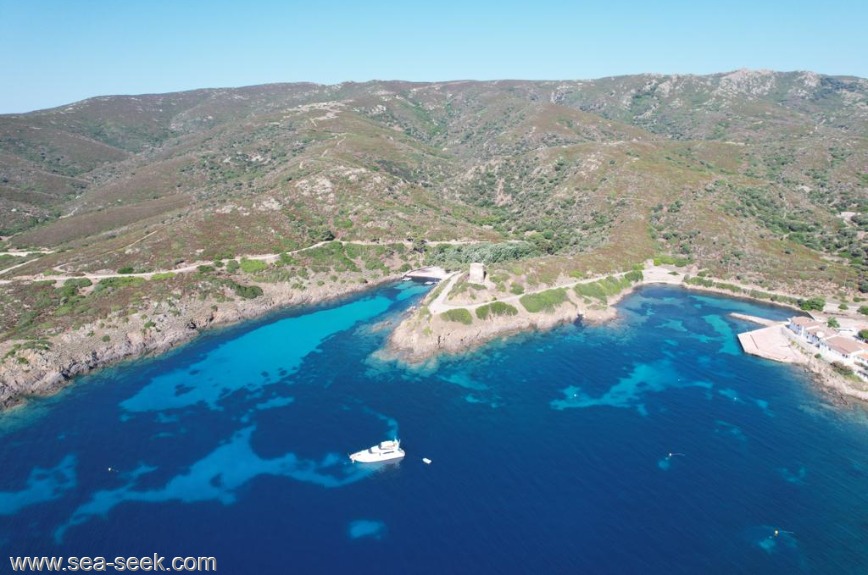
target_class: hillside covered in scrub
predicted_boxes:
[0,69,866,379]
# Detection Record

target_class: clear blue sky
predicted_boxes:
[1,0,866,113]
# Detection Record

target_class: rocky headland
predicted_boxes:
[0,273,402,409]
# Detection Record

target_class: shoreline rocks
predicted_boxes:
[384,275,868,406]
[0,274,401,410]
[2,267,865,412]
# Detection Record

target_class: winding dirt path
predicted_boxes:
[0,239,494,285]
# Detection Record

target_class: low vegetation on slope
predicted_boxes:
[0,71,866,349]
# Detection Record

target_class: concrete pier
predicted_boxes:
[737,324,803,363]
[730,313,781,327]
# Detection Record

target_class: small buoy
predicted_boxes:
[422,458,432,465]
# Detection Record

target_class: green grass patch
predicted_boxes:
[574,282,608,302]
[476,301,519,320]
[653,254,691,267]
[685,276,801,306]
[239,258,268,273]
[574,272,640,303]
[95,277,146,291]
[441,308,473,325]
[151,272,176,281]
[520,288,568,313]
[66,278,93,289]
[303,241,360,273]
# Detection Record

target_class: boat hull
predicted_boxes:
[349,448,405,463]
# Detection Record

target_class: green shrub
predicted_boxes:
[226,260,240,273]
[858,305,868,316]
[117,266,135,274]
[197,265,215,273]
[799,297,826,312]
[442,308,473,325]
[476,301,519,320]
[624,269,643,283]
[426,242,538,266]
[231,282,264,299]
[520,288,568,313]
[510,283,525,295]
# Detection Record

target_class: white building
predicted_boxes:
[823,336,868,362]
[787,316,822,336]
[788,317,868,382]
[469,262,486,284]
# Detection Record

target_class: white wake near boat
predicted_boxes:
[349,439,405,463]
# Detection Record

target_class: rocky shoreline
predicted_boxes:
[2,265,865,412]
[382,263,691,365]
[384,281,631,365]
[0,274,402,410]
[384,269,868,406]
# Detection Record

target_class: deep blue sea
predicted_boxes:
[2,283,868,574]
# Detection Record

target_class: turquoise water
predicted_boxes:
[2,283,868,573]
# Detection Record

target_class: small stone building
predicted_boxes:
[469,262,486,284]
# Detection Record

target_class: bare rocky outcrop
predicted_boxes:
[384,284,629,365]
[386,300,580,364]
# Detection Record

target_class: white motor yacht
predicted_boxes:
[349,439,405,463]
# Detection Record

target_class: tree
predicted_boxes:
[827,317,840,329]
[858,329,868,341]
